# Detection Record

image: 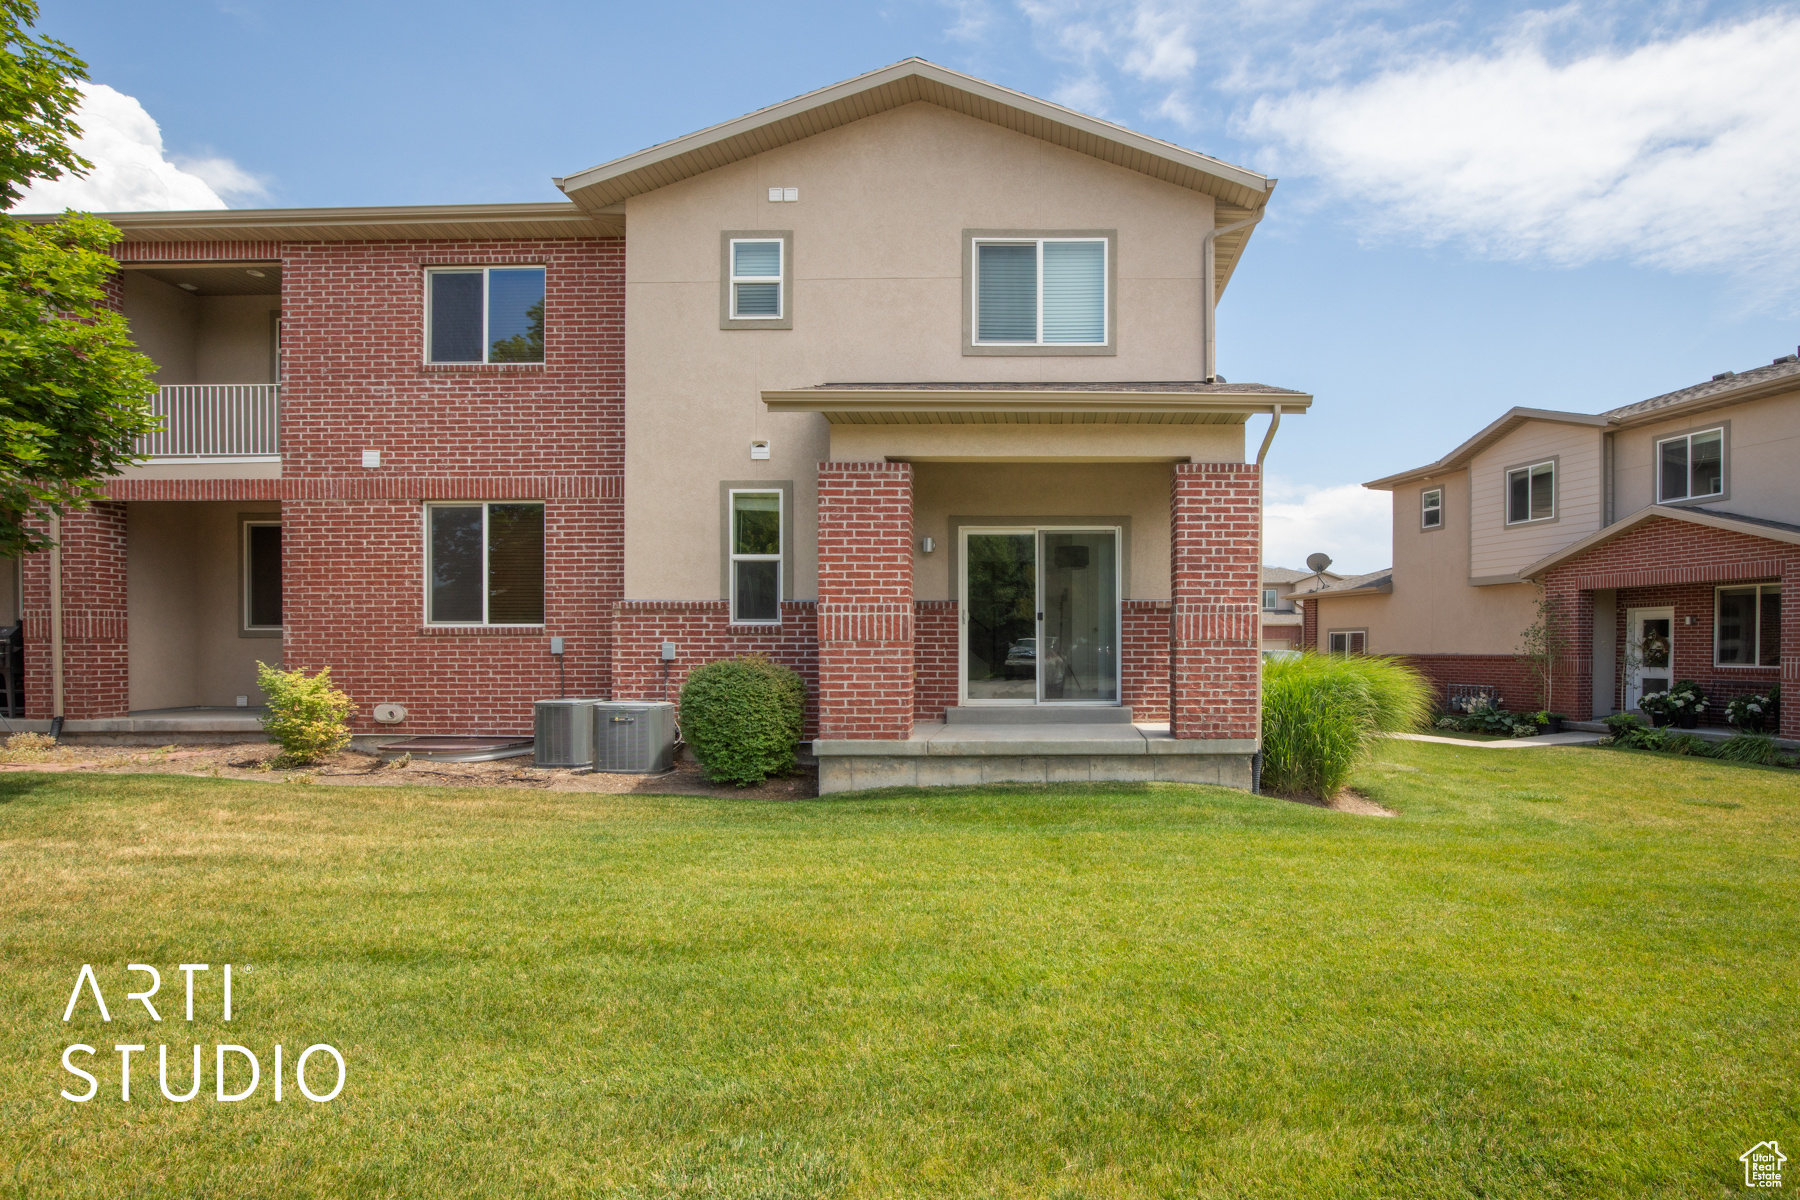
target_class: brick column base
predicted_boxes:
[22,503,130,719]
[1169,463,1260,741]
[816,462,913,740]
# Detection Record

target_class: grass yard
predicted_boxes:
[2,742,1797,1198]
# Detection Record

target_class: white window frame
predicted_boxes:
[1421,487,1443,530]
[728,488,783,624]
[1262,588,1279,610]
[1505,460,1556,526]
[1713,583,1781,668]
[1656,426,1725,503]
[242,518,282,634]
[423,265,546,365]
[971,236,1109,346]
[728,239,784,321]
[423,501,546,627]
[1327,629,1367,656]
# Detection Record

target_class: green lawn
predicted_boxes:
[3,743,1797,1198]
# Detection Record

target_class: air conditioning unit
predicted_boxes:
[533,698,607,768]
[594,701,677,773]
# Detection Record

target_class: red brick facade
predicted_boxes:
[20,505,129,719]
[1392,654,1542,713]
[611,600,820,735]
[913,600,959,722]
[1168,464,1261,740]
[1122,599,1172,722]
[816,462,914,739]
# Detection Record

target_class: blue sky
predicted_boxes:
[27,0,1800,572]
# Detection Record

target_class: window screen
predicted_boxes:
[429,502,545,625]
[245,523,282,629]
[974,238,1106,345]
[730,491,781,622]
[427,267,546,364]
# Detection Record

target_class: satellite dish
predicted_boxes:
[1305,552,1333,574]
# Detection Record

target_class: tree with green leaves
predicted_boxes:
[0,0,157,558]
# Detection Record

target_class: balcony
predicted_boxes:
[137,384,280,461]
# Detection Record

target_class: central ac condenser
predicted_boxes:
[593,701,677,773]
[533,698,607,768]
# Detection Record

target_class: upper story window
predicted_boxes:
[1421,488,1443,529]
[720,231,793,330]
[729,489,782,623]
[426,267,545,364]
[965,231,1115,356]
[1506,460,1555,525]
[1262,587,1279,611]
[427,502,545,626]
[1658,427,1724,502]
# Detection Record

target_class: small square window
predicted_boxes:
[1506,461,1555,524]
[426,267,545,364]
[1262,588,1279,611]
[1421,488,1443,529]
[1657,427,1725,502]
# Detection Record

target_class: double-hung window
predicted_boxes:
[1327,630,1367,656]
[1421,488,1443,529]
[971,235,1109,348]
[729,490,782,623]
[1262,587,1279,611]
[1506,461,1555,525]
[1657,427,1724,502]
[426,266,546,363]
[1716,584,1781,667]
[729,239,783,320]
[427,502,545,625]
[242,518,282,634]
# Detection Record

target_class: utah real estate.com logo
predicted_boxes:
[1742,1141,1786,1189]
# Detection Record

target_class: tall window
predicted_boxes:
[1716,584,1781,667]
[1327,630,1367,656]
[729,490,781,622]
[1421,488,1443,529]
[973,237,1106,345]
[729,239,783,320]
[242,519,282,633]
[427,502,545,625]
[426,267,546,364]
[1658,428,1724,502]
[1262,587,1279,610]
[1506,461,1555,525]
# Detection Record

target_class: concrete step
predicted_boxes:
[944,705,1134,726]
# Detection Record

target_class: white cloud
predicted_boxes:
[11,82,268,213]
[1242,14,1800,282]
[1262,477,1390,576]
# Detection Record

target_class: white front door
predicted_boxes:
[1624,607,1674,712]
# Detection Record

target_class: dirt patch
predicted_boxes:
[1267,786,1397,817]
[11,742,820,800]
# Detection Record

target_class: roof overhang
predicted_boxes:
[1606,367,1800,429]
[762,383,1310,425]
[1365,408,1609,490]
[1522,505,1800,580]
[1304,580,1393,599]
[557,58,1275,299]
[17,202,621,245]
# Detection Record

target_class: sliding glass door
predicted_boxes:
[960,527,1120,704]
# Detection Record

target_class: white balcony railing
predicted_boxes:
[137,384,280,461]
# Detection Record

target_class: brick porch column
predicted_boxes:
[21,502,130,719]
[816,462,914,739]
[1783,556,1799,742]
[1543,573,1593,718]
[1169,463,1260,741]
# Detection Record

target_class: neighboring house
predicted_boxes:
[14,59,1312,790]
[1260,565,1338,654]
[1303,356,1799,739]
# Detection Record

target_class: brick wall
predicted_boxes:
[1122,599,1171,722]
[817,462,914,739]
[1394,654,1542,714]
[913,601,958,722]
[1605,582,1782,716]
[611,600,820,735]
[1168,464,1261,740]
[21,504,130,719]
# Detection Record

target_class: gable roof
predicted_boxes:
[1520,505,1800,580]
[1364,408,1608,490]
[556,58,1276,299]
[1300,569,1393,598]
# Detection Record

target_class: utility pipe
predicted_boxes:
[1201,210,1265,383]
[49,514,64,736]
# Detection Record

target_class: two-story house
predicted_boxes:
[15,59,1312,790]
[1261,565,1337,655]
[1302,357,1799,740]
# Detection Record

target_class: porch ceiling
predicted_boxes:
[763,381,1310,424]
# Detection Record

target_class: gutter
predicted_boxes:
[1202,211,1264,382]
[1255,403,1283,467]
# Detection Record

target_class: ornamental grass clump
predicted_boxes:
[255,662,353,767]
[1261,652,1432,801]
[679,654,806,786]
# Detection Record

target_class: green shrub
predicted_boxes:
[255,662,353,765]
[679,654,806,786]
[1261,653,1431,800]
[1713,733,1779,765]
[1661,732,1709,757]
[1602,713,1667,751]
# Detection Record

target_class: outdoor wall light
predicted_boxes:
[920,537,935,554]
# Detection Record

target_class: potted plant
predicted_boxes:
[1667,680,1706,729]
[1639,689,1673,728]
[1544,712,1568,734]
[1726,684,1780,734]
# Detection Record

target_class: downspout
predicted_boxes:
[49,514,64,739]
[1251,403,1282,792]
[1201,209,1265,382]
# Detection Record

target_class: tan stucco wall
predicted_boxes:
[622,101,1222,601]
[1613,387,1800,525]
[911,462,1174,601]
[120,272,198,384]
[1468,421,1604,580]
[128,502,281,710]
[196,295,279,384]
